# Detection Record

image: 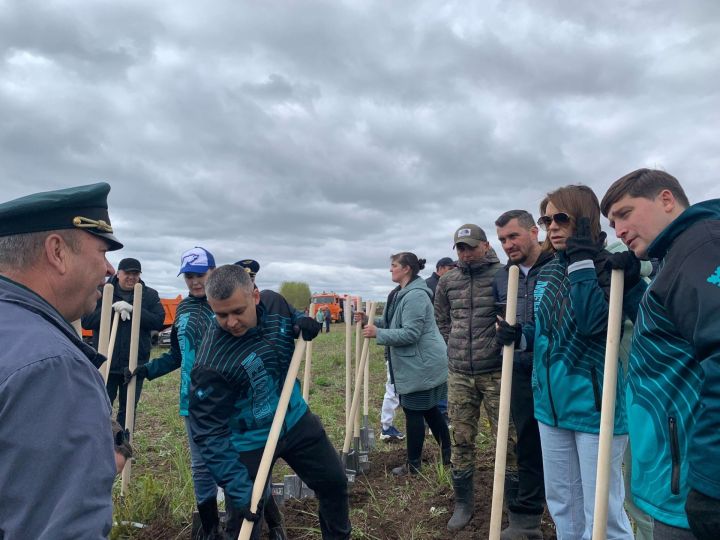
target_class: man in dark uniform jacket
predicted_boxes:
[0,183,124,539]
[425,256,455,297]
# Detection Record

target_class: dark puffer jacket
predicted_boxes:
[434,251,503,375]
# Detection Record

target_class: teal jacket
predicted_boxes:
[528,250,645,434]
[626,199,720,528]
[144,295,214,416]
[189,299,308,509]
[375,277,448,395]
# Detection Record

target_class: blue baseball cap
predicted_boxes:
[178,247,216,275]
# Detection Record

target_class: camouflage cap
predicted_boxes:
[453,224,487,248]
[0,182,123,250]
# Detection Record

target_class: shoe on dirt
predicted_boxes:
[380,426,405,441]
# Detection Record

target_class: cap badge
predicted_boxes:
[457,228,472,238]
[73,216,114,233]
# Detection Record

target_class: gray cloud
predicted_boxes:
[1,0,718,299]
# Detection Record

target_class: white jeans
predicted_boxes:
[538,422,633,540]
[380,363,399,430]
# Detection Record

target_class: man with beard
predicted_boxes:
[493,210,553,539]
[435,224,515,531]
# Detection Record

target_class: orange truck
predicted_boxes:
[310,293,362,323]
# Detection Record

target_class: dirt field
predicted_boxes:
[279,445,556,540]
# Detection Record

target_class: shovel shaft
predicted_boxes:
[592,269,625,540]
[345,301,352,425]
[343,302,375,454]
[103,312,120,383]
[302,340,313,402]
[238,339,308,540]
[489,265,520,540]
[121,283,143,496]
[96,284,114,372]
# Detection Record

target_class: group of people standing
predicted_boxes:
[0,167,717,540]
[354,169,719,540]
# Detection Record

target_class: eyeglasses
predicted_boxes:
[537,212,572,230]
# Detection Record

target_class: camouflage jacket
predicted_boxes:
[434,252,503,375]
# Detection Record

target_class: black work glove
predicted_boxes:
[495,319,522,347]
[565,217,607,264]
[605,251,641,291]
[123,365,148,385]
[686,488,720,540]
[297,317,322,341]
[224,498,264,537]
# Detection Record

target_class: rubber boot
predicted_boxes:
[500,511,543,540]
[196,498,222,540]
[268,527,288,540]
[441,446,452,467]
[263,495,287,539]
[447,469,474,531]
[392,459,421,476]
[504,469,519,509]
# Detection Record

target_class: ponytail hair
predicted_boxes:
[390,252,426,278]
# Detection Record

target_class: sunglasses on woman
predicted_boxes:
[537,212,572,230]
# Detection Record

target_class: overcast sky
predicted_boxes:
[2,0,718,300]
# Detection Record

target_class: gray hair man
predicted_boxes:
[0,183,124,538]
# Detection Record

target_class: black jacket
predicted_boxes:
[492,250,554,366]
[82,276,166,373]
[425,272,440,298]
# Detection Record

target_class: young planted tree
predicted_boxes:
[279,281,311,311]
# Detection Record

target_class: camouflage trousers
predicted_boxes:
[449,370,517,471]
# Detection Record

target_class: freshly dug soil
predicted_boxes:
[281,446,557,539]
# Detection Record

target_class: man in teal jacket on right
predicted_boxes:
[602,168,720,540]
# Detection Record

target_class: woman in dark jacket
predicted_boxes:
[357,252,450,475]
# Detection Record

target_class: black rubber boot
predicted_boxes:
[500,511,543,540]
[392,459,421,476]
[441,446,452,467]
[196,498,222,539]
[504,469,519,509]
[268,526,288,540]
[447,469,474,531]
[263,495,286,539]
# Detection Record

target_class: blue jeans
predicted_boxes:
[538,422,632,540]
[184,416,218,504]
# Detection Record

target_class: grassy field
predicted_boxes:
[109,324,520,539]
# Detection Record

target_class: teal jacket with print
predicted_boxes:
[626,199,720,528]
[527,250,645,434]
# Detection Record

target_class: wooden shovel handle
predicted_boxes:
[489,265,520,540]
[238,338,308,540]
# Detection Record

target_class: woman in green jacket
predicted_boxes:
[357,252,450,475]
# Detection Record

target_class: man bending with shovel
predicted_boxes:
[189,264,351,539]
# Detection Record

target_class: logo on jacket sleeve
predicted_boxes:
[708,266,720,287]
